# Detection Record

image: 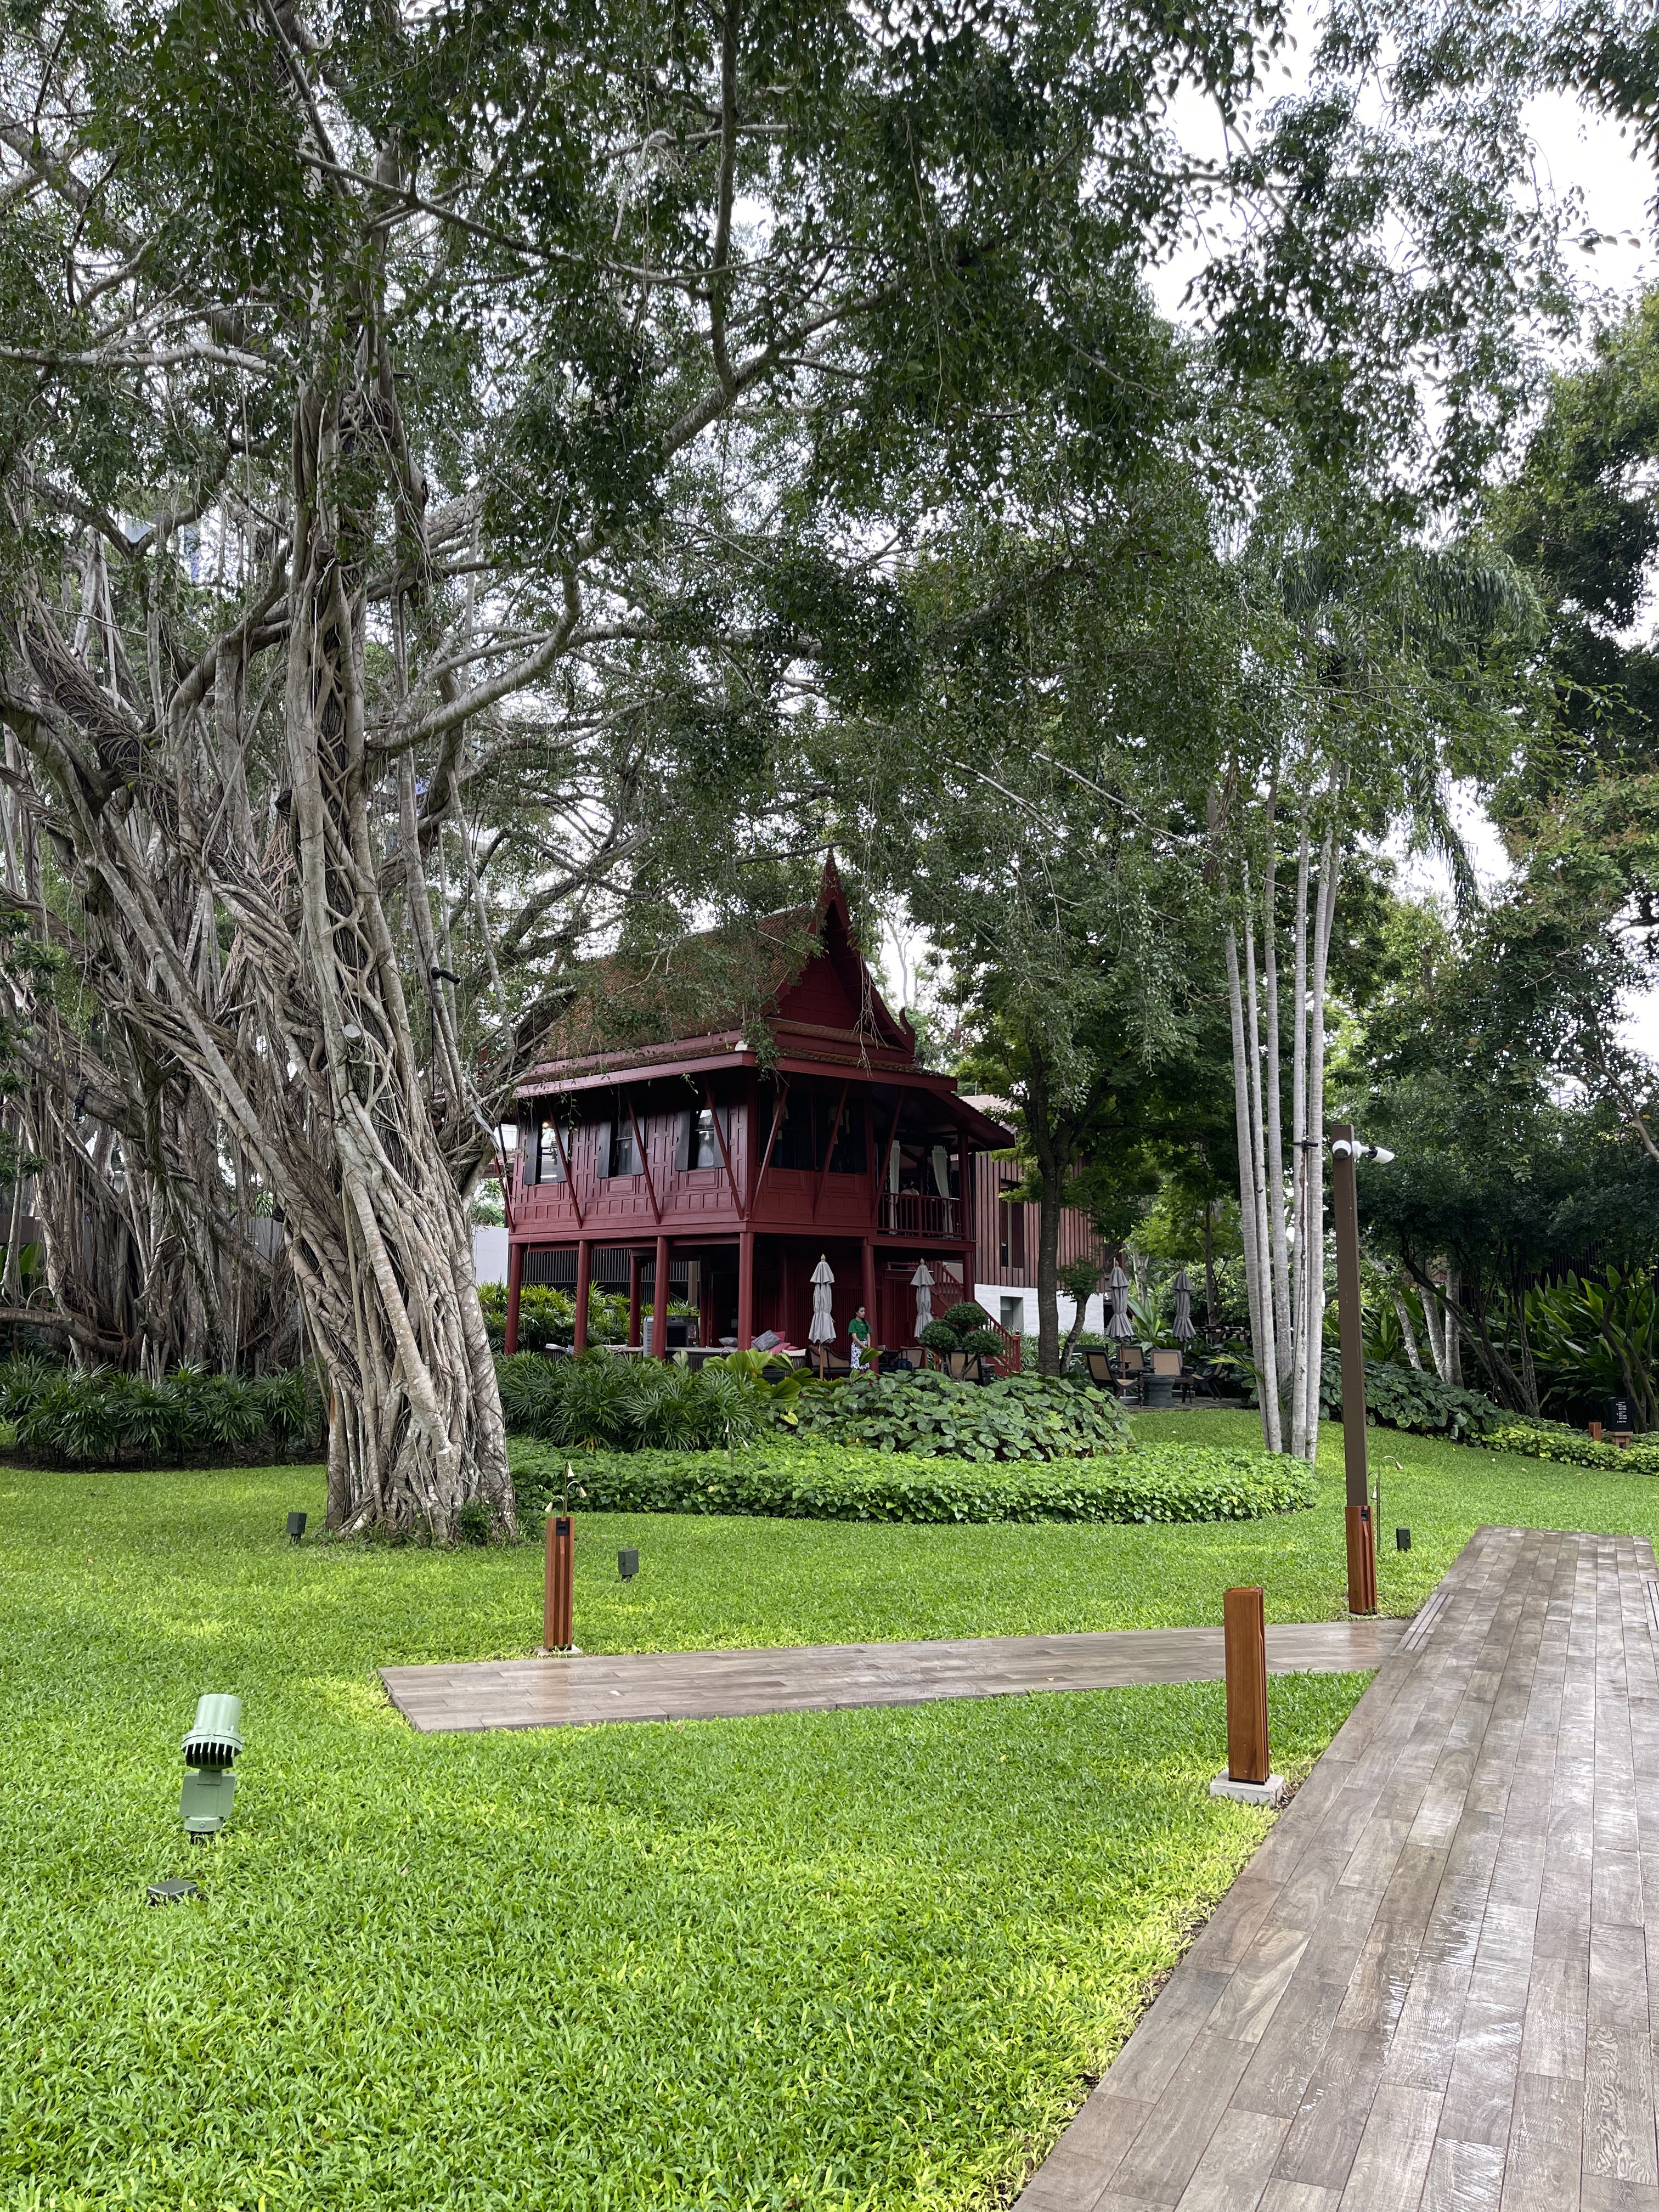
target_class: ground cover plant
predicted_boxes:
[786,1368,1128,1460]
[1318,1353,1503,1444]
[512,1439,1314,1525]
[0,1457,1361,2212]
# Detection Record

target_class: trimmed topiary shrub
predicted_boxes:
[511,1438,1316,1525]
[783,1368,1128,1460]
[938,1301,991,1335]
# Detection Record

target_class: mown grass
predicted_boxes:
[0,1459,1362,2211]
[4,1409,1651,2208]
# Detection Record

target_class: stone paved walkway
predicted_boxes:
[380,1617,1402,1733]
[1011,1525,1659,2212]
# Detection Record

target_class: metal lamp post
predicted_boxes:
[1329,1122,1393,1617]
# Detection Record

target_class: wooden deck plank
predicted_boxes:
[1012,1528,1659,2212]
[379,1617,1406,1733]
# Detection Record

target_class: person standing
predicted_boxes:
[848,1304,873,1372]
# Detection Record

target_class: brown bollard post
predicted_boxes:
[544,1510,574,1652]
[1223,1585,1269,1785]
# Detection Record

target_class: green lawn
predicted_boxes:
[2,1413,1653,2209]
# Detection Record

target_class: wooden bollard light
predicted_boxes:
[543,1507,575,1654]
[1210,1587,1285,1807]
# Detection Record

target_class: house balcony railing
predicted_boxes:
[879,1192,960,1238]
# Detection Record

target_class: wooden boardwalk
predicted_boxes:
[380,1618,1402,1733]
[1012,1525,1659,2212]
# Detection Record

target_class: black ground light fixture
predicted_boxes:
[1397,1528,1412,1552]
[147,1879,201,1906]
[180,1693,244,1841]
[287,1510,307,1543]
[619,1547,639,1582]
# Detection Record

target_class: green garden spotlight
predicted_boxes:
[180,1694,243,1841]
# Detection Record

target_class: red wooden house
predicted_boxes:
[504,864,1014,1359]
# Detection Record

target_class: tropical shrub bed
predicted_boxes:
[512,1437,1314,1525]
[1318,1353,1502,1444]
[495,1347,798,1451]
[786,1368,1129,1460]
[0,1357,325,1467]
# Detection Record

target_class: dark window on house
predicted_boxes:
[828,1098,865,1173]
[675,1103,729,1171]
[606,1114,637,1178]
[764,1086,814,1172]
[535,1115,568,1183]
[998,1184,1026,1269]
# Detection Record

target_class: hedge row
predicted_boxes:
[1480,1420,1659,1475]
[511,1440,1315,1526]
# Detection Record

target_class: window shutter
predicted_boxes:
[592,1120,611,1178]
[674,1110,691,1172]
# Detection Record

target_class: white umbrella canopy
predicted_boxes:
[808,1255,837,1345]
[1105,1261,1135,1341]
[911,1260,935,1336]
[1172,1267,1196,1342]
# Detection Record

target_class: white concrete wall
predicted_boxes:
[974,1286,1104,1339]
[473,1225,509,1285]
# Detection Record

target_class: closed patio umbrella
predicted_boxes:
[1105,1261,1135,1341]
[911,1260,934,1336]
[808,1256,837,1346]
[1172,1268,1196,1342]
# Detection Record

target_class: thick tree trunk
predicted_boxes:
[2,369,513,1537]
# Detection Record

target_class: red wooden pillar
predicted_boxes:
[652,1233,670,1358]
[504,1238,524,1355]
[861,1237,877,1348]
[573,1239,592,1354]
[627,1250,642,1348]
[737,1229,755,1350]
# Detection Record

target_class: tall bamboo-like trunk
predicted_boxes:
[1393,1288,1424,1370]
[1288,819,1312,1460]
[1241,867,1282,1445]
[1261,837,1292,1389]
[1420,1280,1448,1379]
[1226,922,1278,1451]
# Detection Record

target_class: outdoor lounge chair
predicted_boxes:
[1114,1345,1146,1403]
[942,1349,985,1383]
[1082,1347,1116,1390]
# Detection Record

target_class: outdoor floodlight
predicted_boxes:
[1330,1137,1395,1164]
[287,1511,307,1543]
[1397,1527,1412,1552]
[618,1547,639,1582]
[180,1693,244,1842]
